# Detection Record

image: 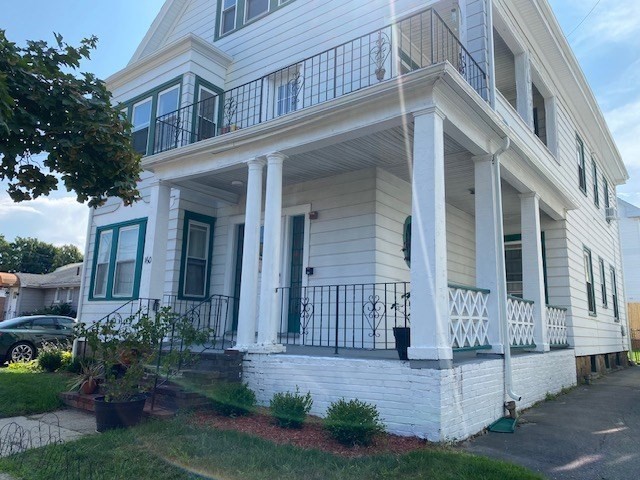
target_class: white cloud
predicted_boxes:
[0,193,89,249]
[569,0,640,48]
[604,96,640,170]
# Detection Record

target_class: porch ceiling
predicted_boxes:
[177,124,524,219]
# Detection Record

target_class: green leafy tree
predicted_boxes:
[52,244,83,269]
[0,234,10,271]
[0,30,141,207]
[6,237,57,274]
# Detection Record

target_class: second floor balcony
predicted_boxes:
[150,7,488,156]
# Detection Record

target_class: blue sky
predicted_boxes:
[1,0,638,248]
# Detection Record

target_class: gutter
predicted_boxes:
[492,136,522,402]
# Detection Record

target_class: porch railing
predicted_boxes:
[546,305,568,347]
[507,295,535,347]
[277,282,409,352]
[448,284,490,349]
[163,294,238,350]
[152,7,487,154]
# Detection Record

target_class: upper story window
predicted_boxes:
[132,98,152,154]
[221,0,237,35]
[611,266,619,321]
[603,176,611,223]
[246,0,269,21]
[576,135,587,194]
[217,0,295,38]
[122,78,182,156]
[592,158,599,207]
[599,257,607,308]
[90,219,147,301]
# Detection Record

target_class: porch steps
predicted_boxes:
[59,391,175,419]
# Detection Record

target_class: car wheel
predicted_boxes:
[9,342,36,363]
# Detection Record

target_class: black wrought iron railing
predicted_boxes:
[152,7,487,154]
[79,298,159,359]
[277,282,409,353]
[162,294,238,351]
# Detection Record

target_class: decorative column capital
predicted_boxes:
[247,157,266,170]
[472,154,493,164]
[266,152,287,165]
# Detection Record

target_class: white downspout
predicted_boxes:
[492,137,521,401]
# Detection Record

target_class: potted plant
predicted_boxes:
[391,292,410,360]
[68,360,104,395]
[76,307,210,432]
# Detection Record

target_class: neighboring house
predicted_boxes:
[617,198,640,332]
[76,0,630,441]
[0,272,19,321]
[2,263,83,319]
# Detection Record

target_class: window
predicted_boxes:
[90,219,147,300]
[153,85,181,152]
[603,176,611,223]
[196,86,218,141]
[583,247,596,315]
[611,266,619,321]
[246,0,269,21]
[217,0,294,37]
[277,82,298,116]
[221,0,237,34]
[66,288,73,303]
[132,98,152,154]
[599,257,607,308]
[576,135,587,194]
[592,158,599,207]
[504,242,523,298]
[32,318,57,330]
[179,212,216,299]
[54,288,61,303]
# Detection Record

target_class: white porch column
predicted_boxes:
[139,180,171,301]
[407,108,452,364]
[473,155,504,353]
[515,52,533,129]
[256,152,286,351]
[235,158,266,350]
[520,192,549,352]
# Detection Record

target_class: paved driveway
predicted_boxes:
[464,366,640,480]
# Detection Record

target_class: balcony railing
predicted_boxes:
[546,305,568,347]
[152,7,488,154]
[507,295,535,347]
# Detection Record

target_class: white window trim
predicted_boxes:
[182,220,211,298]
[220,0,238,35]
[66,288,73,303]
[245,0,270,23]
[112,225,140,299]
[54,288,61,304]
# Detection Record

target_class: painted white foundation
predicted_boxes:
[243,349,576,441]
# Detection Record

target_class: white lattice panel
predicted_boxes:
[507,296,535,346]
[546,306,568,346]
[449,287,490,349]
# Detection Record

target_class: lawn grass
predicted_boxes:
[0,368,71,418]
[0,417,543,480]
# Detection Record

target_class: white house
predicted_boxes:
[76,0,630,441]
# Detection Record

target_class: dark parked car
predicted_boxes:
[0,315,76,363]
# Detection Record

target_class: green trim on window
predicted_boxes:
[88,218,147,301]
[178,211,216,300]
[592,158,599,208]
[120,76,184,156]
[192,76,225,142]
[215,0,296,40]
[504,234,521,243]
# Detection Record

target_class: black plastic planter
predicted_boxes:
[392,327,411,360]
[94,395,147,432]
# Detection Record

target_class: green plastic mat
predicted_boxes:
[488,417,517,433]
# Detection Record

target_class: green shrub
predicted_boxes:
[270,388,313,428]
[208,382,256,416]
[65,356,84,374]
[6,360,41,373]
[324,398,384,446]
[37,342,71,372]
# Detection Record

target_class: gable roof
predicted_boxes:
[618,198,640,219]
[129,0,190,65]
[15,263,83,289]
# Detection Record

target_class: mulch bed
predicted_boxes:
[190,409,431,458]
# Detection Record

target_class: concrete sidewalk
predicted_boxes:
[464,366,640,480]
[0,409,96,457]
